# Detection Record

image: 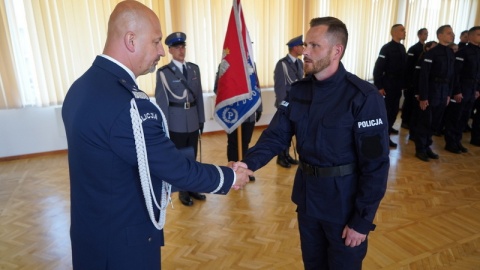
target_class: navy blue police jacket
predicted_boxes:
[243,63,390,234]
[62,56,235,270]
[406,42,424,88]
[453,43,480,99]
[373,40,407,90]
[418,44,455,105]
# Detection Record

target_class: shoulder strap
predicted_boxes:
[165,65,197,101]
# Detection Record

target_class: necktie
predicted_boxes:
[183,64,188,79]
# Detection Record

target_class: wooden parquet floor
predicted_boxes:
[1,123,480,269]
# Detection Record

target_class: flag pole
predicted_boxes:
[237,125,243,160]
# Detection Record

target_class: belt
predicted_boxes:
[299,161,356,177]
[432,77,449,84]
[169,101,196,109]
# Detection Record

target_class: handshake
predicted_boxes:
[227,161,253,190]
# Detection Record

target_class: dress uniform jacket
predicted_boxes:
[273,55,304,108]
[244,63,390,234]
[418,44,455,105]
[155,61,205,133]
[62,56,234,270]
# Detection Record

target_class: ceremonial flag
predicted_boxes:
[214,0,261,134]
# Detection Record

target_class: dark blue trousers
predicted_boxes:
[297,212,367,270]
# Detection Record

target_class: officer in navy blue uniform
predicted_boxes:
[155,32,207,206]
[62,2,251,269]
[415,25,455,161]
[373,24,407,148]
[241,17,390,269]
[273,35,304,168]
[409,41,438,142]
[444,26,480,148]
[402,28,428,129]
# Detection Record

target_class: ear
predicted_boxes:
[125,32,135,52]
[332,44,344,60]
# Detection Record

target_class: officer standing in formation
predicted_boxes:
[155,32,207,206]
[415,25,455,161]
[373,24,407,148]
[409,41,438,142]
[273,35,304,168]
[445,26,480,149]
[239,17,390,269]
[402,28,428,130]
[458,30,469,50]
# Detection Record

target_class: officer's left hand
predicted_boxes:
[342,225,366,247]
[255,111,262,122]
[453,93,463,103]
[199,123,204,134]
[475,91,479,99]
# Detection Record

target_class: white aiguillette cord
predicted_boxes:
[129,98,172,230]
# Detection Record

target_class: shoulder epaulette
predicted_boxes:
[187,62,199,68]
[118,79,149,100]
[346,73,377,96]
[158,65,169,71]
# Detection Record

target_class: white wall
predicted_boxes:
[0,90,276,158]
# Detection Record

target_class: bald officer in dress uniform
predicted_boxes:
[62,2,251,269]
[240,17,390,269]
[273,35,304,168]
[155,32,207,206]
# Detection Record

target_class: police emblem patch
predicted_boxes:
[221,107,239,124]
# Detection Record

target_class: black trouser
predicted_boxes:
[414,102,447,153]
[444,98,475,147]
[169,130,200,157]
[401,88,415,125]
[409,98,420,139]
[297,212,367,270]
[227,121,255,161]
[471,98,480,144]
[384,88,403,131]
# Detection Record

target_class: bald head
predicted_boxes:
[103,0,164,77]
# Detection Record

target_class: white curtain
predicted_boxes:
[0,0,478,109]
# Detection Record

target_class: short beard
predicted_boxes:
[305,48,332,75]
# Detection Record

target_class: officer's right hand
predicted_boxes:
[378,89,386,97]
[419,100,429,110]
[231,166,252,190]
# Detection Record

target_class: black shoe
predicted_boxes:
[285,155,299,165]
[276,157,291,168]
[401,122,409,129]
[179,191,193,206]
[389,139,397,148]
[426,148,439,159]
[415,152,429,162]
[457,143,468,153]
[188,192,206,200]
[433,131,443,137]
[470,141,480,147]
[444,145,461,154]
[389,128,399,134]
[464,125,472,132]
[248,175,256,181]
